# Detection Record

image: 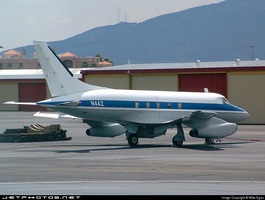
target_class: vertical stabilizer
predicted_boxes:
[33,40,104,97]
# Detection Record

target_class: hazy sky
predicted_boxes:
[0,0,223,50]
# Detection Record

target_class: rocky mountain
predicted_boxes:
[3,0,265,65]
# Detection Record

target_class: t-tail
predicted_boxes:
[33,40,104,97]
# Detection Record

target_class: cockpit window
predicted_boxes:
[222,97,230,104]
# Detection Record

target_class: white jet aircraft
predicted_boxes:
[5,41,249,147]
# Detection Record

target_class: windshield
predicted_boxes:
[222,97,230,105]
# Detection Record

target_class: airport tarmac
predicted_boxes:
[0,111,265,195]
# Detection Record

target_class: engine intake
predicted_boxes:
[189,122,237,139]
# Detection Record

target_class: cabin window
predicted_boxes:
[167,103,172,109]
[135,102,139,108]
[146,102,150,108]
[156,102,160,109]
[178,103,182,109]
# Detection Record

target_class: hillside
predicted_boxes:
[3,0,265,65]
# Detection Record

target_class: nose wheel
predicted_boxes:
[205,138,215,144]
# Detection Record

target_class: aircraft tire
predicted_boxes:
[176,141,183,147]
[128,134,138,146]
[172,136,183,147]
[85,129,90,136]
[205,138,215,144]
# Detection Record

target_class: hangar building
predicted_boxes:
[1,60,265,124]
[0,68,82,112]
[82,60,265,125]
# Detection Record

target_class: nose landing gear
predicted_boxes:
[172,123,185,147]
[205,138,222,144]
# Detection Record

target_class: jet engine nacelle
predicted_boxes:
[189,122,237,139]
[86,123,126,137]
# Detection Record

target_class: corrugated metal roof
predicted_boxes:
[86,60,265,71]
[1,60,265,79]
[0,68,83,80]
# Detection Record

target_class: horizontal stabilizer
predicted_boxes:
[33,111,78,119]
[4,101,36,105]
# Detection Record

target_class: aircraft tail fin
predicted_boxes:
[33,40,104,97]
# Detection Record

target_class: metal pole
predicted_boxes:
[250,45,255,60]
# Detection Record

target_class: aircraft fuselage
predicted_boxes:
[37,89,249,125]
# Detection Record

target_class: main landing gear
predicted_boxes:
[172,123,185,147]
[127,133,138,146]
[126,124,222,147]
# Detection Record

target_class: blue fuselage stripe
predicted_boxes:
[37,100,244,112]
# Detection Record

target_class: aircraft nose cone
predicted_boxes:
[237,109,249,122]
[242,111,249,120]
[232,107,249,123]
